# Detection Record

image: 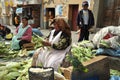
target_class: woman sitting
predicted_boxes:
[31,18,72,71]
[11,16,32,50]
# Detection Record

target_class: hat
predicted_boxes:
[82,1,89,6]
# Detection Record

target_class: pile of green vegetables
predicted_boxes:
[32,33,44,49]
[66,40,96,72]
[0,35,44,59]
[0,58,32,80]
[0,42,19,59]
[110,69,120,76]
[0,42,28,59]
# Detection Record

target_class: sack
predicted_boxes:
[103,33,113,39]
[28,67,54,80]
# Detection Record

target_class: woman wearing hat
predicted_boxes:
[77,1,94,42]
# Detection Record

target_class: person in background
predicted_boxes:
[48,11,54,29]
[27,17,44,37]
[31,18,72,71]
[0,24,13,40]
[14,15,20,28]
[11,16,32,50]
[49,18,56,30]
[0,24,6,38]
[32,28,44,37]
[77,1,94,42]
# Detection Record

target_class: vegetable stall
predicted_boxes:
[0,37,120,80]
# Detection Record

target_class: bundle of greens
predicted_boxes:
[67,40,95,72]
[0,58,32,80]
[110,69,120,76]
[0,42,19,59]
[32,33,44,49]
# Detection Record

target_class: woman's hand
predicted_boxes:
[42,41,51,46]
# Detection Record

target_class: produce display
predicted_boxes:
[0,35,44,59]
[0,58,32,80]
[32,33,44,49]
[110,69,120,76]
[0,42,19,59]
[0,37,120,80]
[66,40,96,72]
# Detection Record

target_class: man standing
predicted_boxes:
[77,1,94,42]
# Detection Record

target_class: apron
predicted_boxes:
[36,29,71,71]
[11,24,30,50]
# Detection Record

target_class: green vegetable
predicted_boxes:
[110,69,120,76]
[6,62,21,69]
[6,72,20,80]
[0,58,32,80]
[67,41,95,72]
[99,40,110,48]
[32,34,44,49]
[33,32,44,42]
[0,70,8,80]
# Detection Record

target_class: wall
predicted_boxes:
[0,0,43,25]
[44,0,95,29]
[28,0,42,4]
[44,0,94,17]
[0,0,12,25]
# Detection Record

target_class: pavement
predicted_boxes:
[8,25,95,43]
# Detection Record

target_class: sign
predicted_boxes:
[55,5,63,16]
[16,8,23,14]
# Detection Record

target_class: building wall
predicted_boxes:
[0,0,13,25]
[0,0,42,25]
[44,0,94,17]
[94,0,120,28]
[44,0,95,30]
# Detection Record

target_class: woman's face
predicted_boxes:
[54,23,60,31]
[0,26,4,30]
[22,19,28,27]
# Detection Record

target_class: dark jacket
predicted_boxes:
[0,26,11,38]
[77,9,94,29]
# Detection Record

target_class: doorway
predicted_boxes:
[68,5,79,31]
[46,8,55,28]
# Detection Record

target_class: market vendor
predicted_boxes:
[11,16,32,50]
[0,24,13,40]
[31,18,72,71]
